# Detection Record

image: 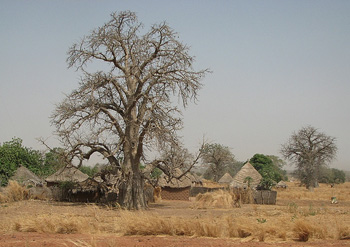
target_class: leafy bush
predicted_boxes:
[0,138,65,186]
[0,138,42,186]
[79,165,99,177]
[250,154,287,190]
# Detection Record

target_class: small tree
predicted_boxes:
[250,154,285,186]
[281,126,337,190]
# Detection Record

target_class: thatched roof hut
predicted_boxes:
[158,169,196,200]
[11,165,43,187]
[45,166,89,185]
[275,180,287,189]
[218,172,233,184]
[230,162,262,189]
[158,168,193,189]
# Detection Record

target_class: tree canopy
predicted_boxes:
[319,167,346,184]
[249,154,286,190]
[281,126,337,190]
[0,138,62,186]
[51,11,208,209]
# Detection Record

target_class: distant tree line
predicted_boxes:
[199,138,345,190]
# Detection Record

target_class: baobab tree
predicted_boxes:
[280,126,337,190]
[201,143,235,182]
[51,11,208,209]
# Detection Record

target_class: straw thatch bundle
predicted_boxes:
[194,189,240,209]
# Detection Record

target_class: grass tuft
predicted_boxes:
[337,225,350,240]
[293,220,313,241]
[0,181,29,203]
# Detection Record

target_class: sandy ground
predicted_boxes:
[0,233,349,247]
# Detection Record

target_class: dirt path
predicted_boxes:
[0,233,349,247]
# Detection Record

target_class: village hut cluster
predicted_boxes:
[7,161,282,205]
[8,165,117,203]
[45,166,120,203]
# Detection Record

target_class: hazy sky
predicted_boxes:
[1,1,349,170]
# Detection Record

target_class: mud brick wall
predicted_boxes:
[161,187,190,200]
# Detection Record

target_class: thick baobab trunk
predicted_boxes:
[118,128,147,209]
[118,170,147,209]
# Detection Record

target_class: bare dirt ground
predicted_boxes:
[1,232,349,247]
[1,182,350,246]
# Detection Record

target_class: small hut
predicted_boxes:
[275,180,287,189]
[10,166,53,199]
[218,173,233,184]
[230,162,262,189]
[10,165,43,187]
[45,166,89,186]
[45,166,91,202]
[68,178,102,202]
[158,169,194,200]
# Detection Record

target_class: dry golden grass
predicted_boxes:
[194,189,254,209]
[0,180,29,203]
[1,202,349,242]
[1,181,350,243]
[276,181,350,201]
[336,223,350,240]
[13,214,89,234]
[153,186,162,202]
[194,190,237,209]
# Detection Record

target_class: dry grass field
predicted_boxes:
[0,181,350,246]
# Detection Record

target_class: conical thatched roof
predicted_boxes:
[191,173,202,183]
[158,168,194,188]
[45,166,89,183]
[11,165,42,185]
[218,172,233,184]
[230,162,262,188]
[276,180,287,188]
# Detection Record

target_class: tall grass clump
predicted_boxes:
[0,180,29,203]
[118,211,246,238]
[293,220,313,241]
[336,223,350,240]
[13,214,100,234]
[293,218,328,241]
